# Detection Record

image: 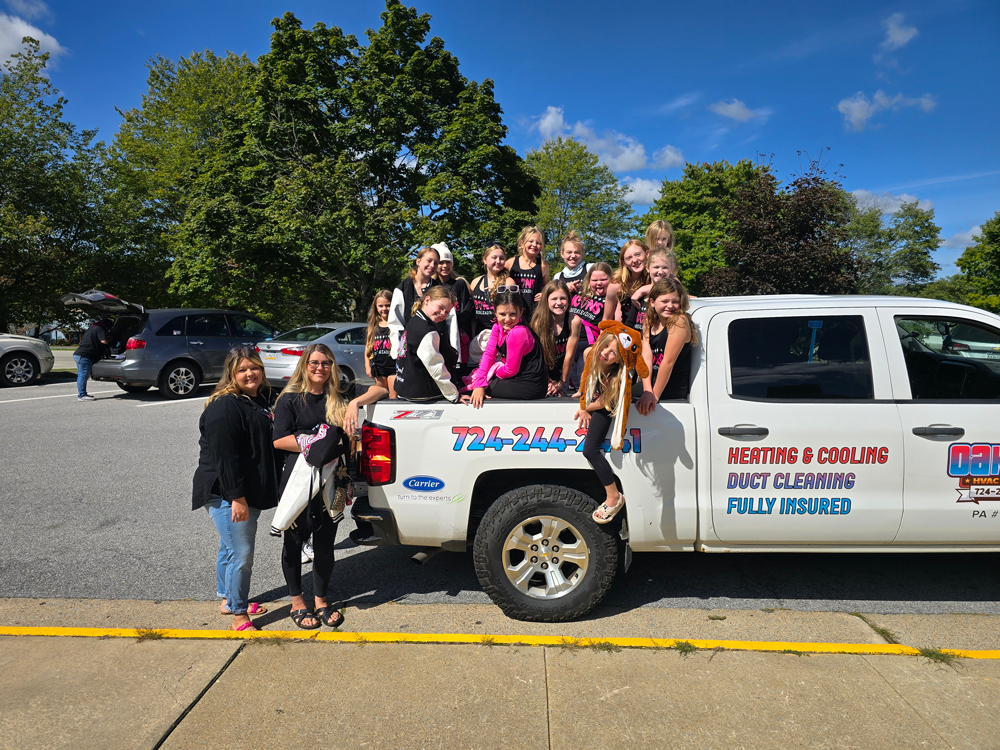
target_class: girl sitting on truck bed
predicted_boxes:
[636,278,698,407]
[394,286,461,404]
[531,280,580,397]
[464,288,548,407]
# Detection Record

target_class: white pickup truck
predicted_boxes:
[351,295,1000,621]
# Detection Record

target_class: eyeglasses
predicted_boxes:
[307,360,333,369]
[496,285,520,294]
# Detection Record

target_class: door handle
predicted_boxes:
[189,340,204,345]
[718,426,769,437]
[912,425,965,438]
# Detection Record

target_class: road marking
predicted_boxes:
[0,626,997,659]
[136,399,201,408]
[0,390,119,405]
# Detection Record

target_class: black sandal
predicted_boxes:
[316,606,344,628]
[289,608,321,630]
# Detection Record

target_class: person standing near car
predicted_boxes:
[73,319,111,401]
[192,347,279,632]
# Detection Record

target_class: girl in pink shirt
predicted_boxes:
[464,289,548,407]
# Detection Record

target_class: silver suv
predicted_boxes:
[60,291,279,398]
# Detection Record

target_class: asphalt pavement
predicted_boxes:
[2,376,999,616]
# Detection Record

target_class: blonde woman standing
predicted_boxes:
[192,347,278,632]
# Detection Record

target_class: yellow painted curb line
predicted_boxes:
[1,626,997,659]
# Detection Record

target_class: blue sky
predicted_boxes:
[3,0,998,276]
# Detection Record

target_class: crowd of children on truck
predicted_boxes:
[192,222,697,631]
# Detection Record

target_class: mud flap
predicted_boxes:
[620,516,632,573]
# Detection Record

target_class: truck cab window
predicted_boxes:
[895,317,1000,400]
[729,316,873,400]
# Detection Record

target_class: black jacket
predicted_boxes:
[74,324,109,360]
[192,390,280,511]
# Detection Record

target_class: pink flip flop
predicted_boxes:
[232,621,258,632]
[221,602,267,616]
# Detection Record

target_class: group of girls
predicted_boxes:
[193,345,386,632]
[367,221,695,408]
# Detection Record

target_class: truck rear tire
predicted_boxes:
[473,484,618,622]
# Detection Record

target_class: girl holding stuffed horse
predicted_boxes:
[574,322,648,524]
[635,278,697,411]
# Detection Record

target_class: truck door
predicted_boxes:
[879,307,1000,543]
[707,308,905,544]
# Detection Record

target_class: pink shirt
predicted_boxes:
[472,323,535,389]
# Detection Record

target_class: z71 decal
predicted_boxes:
[391,410,444,420]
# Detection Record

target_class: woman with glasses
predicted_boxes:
[272,343,386,629]
[192,347,278,632]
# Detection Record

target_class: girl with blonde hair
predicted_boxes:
[604,239,650,325]
[395,285,461,403]
[365,290,396,396]
[470,241,509,334]
[624,248,678,331]
[551,230,593,295]
[635,278,698,413]
[504,225,549,315]
[645,219,675,252]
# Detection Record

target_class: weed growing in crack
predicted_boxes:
[134,628,165,642]
[674,640,698,656]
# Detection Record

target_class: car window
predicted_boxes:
[186,314,231,337]
[335,327,365,346]
[155,316,186,337]
[729,315,873,400]
[895,316,1000,400]
[272,326,335,343]
[229,314,274,338]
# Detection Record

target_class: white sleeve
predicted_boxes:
[416,331,459,403]
[388,288,406,359]
[447,307,460,360]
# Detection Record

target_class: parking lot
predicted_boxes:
[2,375,999,616]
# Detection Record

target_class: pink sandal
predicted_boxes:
[221,602,267,616]
[232,620,258,632]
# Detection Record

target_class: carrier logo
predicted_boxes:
[402,475,446,492]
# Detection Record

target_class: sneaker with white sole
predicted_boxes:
[78,395,96,402]
[301,541,314,563]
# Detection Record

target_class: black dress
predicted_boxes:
[369,325,394,377]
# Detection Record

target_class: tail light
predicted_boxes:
[281,347,304,356]
[254,345,260,353]
[950,342,970,351]
[361,423,396,486]
[125,338,146,350]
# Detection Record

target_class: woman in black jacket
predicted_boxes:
[192,347,279,632]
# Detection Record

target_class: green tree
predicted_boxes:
[639,160,763,295]
[957,212,1000,312]
[844,199,893,294]
[525,136,635,265]
[706,160,857,295]
[887,200,941,292]
[168,4,537,325]
[0,38,106,331]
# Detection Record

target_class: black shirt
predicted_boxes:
[508,256,545,315]
[472,276,497,334]
[648,326,692,401]
[192,390,280,511]
[74,324,109,360]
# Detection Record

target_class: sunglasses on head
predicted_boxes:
[495,284,520,294]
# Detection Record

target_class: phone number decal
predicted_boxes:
[451,426,642,454]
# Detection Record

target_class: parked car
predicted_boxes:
[60,291,280,398]
[0,334,55,387]
[258,323,374,387]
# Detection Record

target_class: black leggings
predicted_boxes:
[281,494,340,599]
[582,408,616,486]
[486,375,547,400]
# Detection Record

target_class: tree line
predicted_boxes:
[1,0,997,332]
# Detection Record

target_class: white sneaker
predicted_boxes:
[301,541,314,563]
[78,395,96,402]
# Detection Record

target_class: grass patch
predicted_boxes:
[248,635,285,647]
[557,637,584,652]
[479,635,497,648]
[708,615,727,621]
[780,649,808,657]
[674,640,698,657]
[352,633,369,648]
[760,608,775,613]
[850,612,899,645]
[917,647,958,665]
[134,628,165,642]
[587,639,623,654]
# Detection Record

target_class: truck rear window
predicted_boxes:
[728,315,873,400]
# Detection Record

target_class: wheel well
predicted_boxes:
[466,469,605,543]
[2,350,38,365]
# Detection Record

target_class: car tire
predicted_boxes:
[339,366,354,388]
[0,352,40,387]
[116,383,151,394]
[158,360,201,399]
[473,484,618,622]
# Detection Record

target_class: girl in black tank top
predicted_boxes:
[472,242,509,334]
[529,280,579,395]
[504,226,548,316]
[638,278,697,406]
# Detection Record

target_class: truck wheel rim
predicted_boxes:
[502,515,590,600]
[167,367,195,395]
[5,357,34,384]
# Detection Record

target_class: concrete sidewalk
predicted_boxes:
[2,599,999,749]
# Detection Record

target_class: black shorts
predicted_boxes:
[371,357,396,378]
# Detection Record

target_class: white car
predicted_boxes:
[0,335,55,387]
[258,323,375,388]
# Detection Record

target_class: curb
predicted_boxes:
[2,627,997,659]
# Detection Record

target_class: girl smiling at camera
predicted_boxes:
[604,239,650,324]
[531,280,580,396]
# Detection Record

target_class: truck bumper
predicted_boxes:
[349,495,400,546]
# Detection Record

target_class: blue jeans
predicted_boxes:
[205,495,261,615]
[73,355,93,397]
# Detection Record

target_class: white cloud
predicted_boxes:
[837,89,936,131]
[851,189,933,214]
[3,0,49,20]
[652,145,684,170]
[942,226,982,249]
[623,177,662,206]
[878,12,918,55]
[535,105,567,142]
[0,12,64,62]
[660,93,698,113]
[709,98,756,122]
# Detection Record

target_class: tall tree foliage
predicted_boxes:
[957,212,1000,313]
[639,160,763,295]
[168,4,538,326]
[706,159,857,295]
[0,39,107,331]
[525,136,635,265]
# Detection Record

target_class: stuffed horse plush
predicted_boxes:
[579,320,649,450]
